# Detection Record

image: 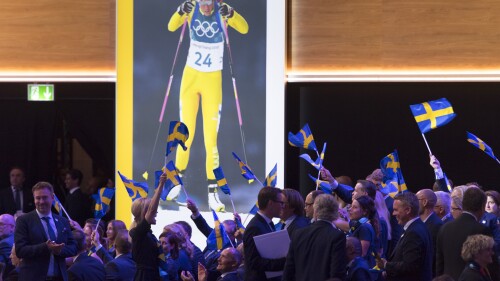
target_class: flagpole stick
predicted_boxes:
[421,133,433,155]
[181,185,189,199]
[496,158,500,165]
[229,195,236,214]
[255,178,265,187]
[225,233,235,248]
[243,213,250,225]
[60,204,72,221]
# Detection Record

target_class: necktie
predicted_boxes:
[14,188,22,210]
[269,222,276,232]
[41,217,57,241]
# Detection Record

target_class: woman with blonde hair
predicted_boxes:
[130,173,166,281]
[459,234,494,281]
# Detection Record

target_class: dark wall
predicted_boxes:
[0,82,115,191]
[285,82,500,197]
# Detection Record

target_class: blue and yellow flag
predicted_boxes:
[410,98,456,134]
[165,121,189,157]
[161,161,183,200]
[92,187,115,219]
[264,164,277,187]
[213,166,231,195]
[380,151,408,196]
[232,152,256,181]
[300,142,327,170]
[288,123,317,151]
[467,131,498,161]
[206,209,230,251]
[117,171,149,202]
[52,194,63,216]
[307,174,334,194]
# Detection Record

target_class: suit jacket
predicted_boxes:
[424,212,443,277]
[15,210,77,281]
[436,212,492,280]
[105,253,136,281]
[283,220,347,281]
[0,233,14,278]
[284,216,310,237]
[68,252,106,281]
[64,188,93,228]
[385,195,404,258]
[0,187,34,215]
[458,261,492,281]
[243,213,286,281]
[385,218,432,281]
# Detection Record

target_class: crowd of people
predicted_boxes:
[0,153,499,281]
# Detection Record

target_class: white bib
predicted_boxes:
[186,40,224,72]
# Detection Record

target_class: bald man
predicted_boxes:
[416,189,443,277]
[0,214,15,278]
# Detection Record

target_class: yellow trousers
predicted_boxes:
[175,66,222,180]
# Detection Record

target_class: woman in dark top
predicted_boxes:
[130,173,166,281]
[459,234,494,281]
[348,195,380,267]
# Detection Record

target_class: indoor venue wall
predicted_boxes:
[0,83,115,195]
[285,82,500,197]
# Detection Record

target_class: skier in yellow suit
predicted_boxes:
[167,0,248,211]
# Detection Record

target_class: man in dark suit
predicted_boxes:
[105,229,136,281]
[68,229,105,281]
[416,189,443,277]
[280,189,310,236]
[243,186,286,281]
[0,214,15,279]
[377,192,433,281]
[15,181,77,281]
[283,194,347,281]
[181,247,242,281]
[436,187,494,280]
[0,167,34,216]
[63,169,92,228]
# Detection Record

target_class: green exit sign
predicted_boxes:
[28,84,55,101]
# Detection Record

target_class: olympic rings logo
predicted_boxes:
[192,19,220,38]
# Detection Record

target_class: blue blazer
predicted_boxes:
[68,253,106,281]
[285,216,310,237]
[0,233,14,278]
[15,210,77,281]
[105,253,136,281]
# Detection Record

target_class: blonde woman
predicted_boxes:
[130,173,166,281]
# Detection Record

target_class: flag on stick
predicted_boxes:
[288,123,317,151]
[93,187,115,219]
[467,131,499,162]
[380,151,408,196]
[264,164,277,187]
[118,171,149,202]
[165,121,189,157]
[410,98,456,134]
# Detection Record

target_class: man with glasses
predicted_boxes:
[0,214,15,279]
[243,187,286,281]
[279,189,309,236]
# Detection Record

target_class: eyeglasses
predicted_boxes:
[305,202,313,207]
[451,207,462,212]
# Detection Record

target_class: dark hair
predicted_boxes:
[486,190,500,206]
[463,188,486,213]
[356,180,377,200]
[175,221,192,238]
[257,187,282,210]
[66,169,83,186]
[394,192,419,218]
[85,218,106,246]
[72,229,86,252]
[114,230,131,254]
[282,188,305,217]
[355,195,380,237]
[159,231,181,259]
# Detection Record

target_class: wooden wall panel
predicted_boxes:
[0,0,115,73]
[288,0,500,72]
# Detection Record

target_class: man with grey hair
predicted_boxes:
[434,191,453,224]
[376,192,433,281]
[283,194,347,281]
[0,214,15,279]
